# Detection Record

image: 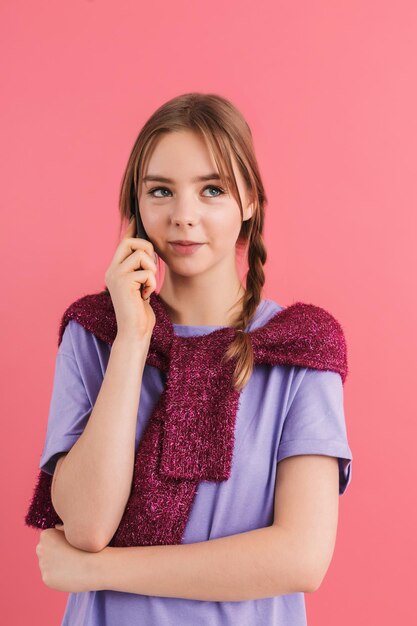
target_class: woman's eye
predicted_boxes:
[147,187,171,198]
[147,185,225,198]
[202,185,225,197]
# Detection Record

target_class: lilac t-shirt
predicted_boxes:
[39,298,353,626]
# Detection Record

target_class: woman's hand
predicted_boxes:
[36,524,97,593]
[105,217,157,341]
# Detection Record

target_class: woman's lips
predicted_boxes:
[169,242,204,255]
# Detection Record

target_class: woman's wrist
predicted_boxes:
[85,546,113,591]
[112,332,151,366]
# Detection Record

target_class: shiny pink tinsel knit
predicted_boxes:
[25,290,348,546]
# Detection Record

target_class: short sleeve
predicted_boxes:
[277,367,353,495]
[39,320,94,476]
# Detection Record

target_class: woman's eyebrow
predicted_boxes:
[143,173,228,184]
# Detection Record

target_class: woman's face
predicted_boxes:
[137,129,253,277]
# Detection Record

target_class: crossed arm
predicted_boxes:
[81,454,340,601]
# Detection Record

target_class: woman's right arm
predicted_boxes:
[51,332,151,552]
[51,216,158,552]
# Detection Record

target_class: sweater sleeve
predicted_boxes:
[277,367,353,495]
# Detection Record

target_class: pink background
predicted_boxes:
[2,0,416,623]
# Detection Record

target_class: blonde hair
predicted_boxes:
[115,92,268,392]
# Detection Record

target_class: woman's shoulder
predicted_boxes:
[57,289,116,349]
[257,297,346,339]
[256,297,348,383]
[248,298,284,331]
[58,318,107,362]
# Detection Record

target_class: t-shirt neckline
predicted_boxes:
[171,299,274,336]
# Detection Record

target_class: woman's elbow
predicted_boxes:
[64,525,106,553]
[305,557,333,593]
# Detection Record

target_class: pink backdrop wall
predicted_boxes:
[2,0,416,623]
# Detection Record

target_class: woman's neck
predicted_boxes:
[158,283,246,327]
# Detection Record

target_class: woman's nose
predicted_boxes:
[169,195,199,226]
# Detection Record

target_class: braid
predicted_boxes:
[222,221,267,392]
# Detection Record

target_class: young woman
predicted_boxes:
[30,92,353,625]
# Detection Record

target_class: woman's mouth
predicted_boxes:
[169,242,205,256]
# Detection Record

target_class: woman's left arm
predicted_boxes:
[91,524,313,601]
[39,454,338,601]
[91,454,338,601]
